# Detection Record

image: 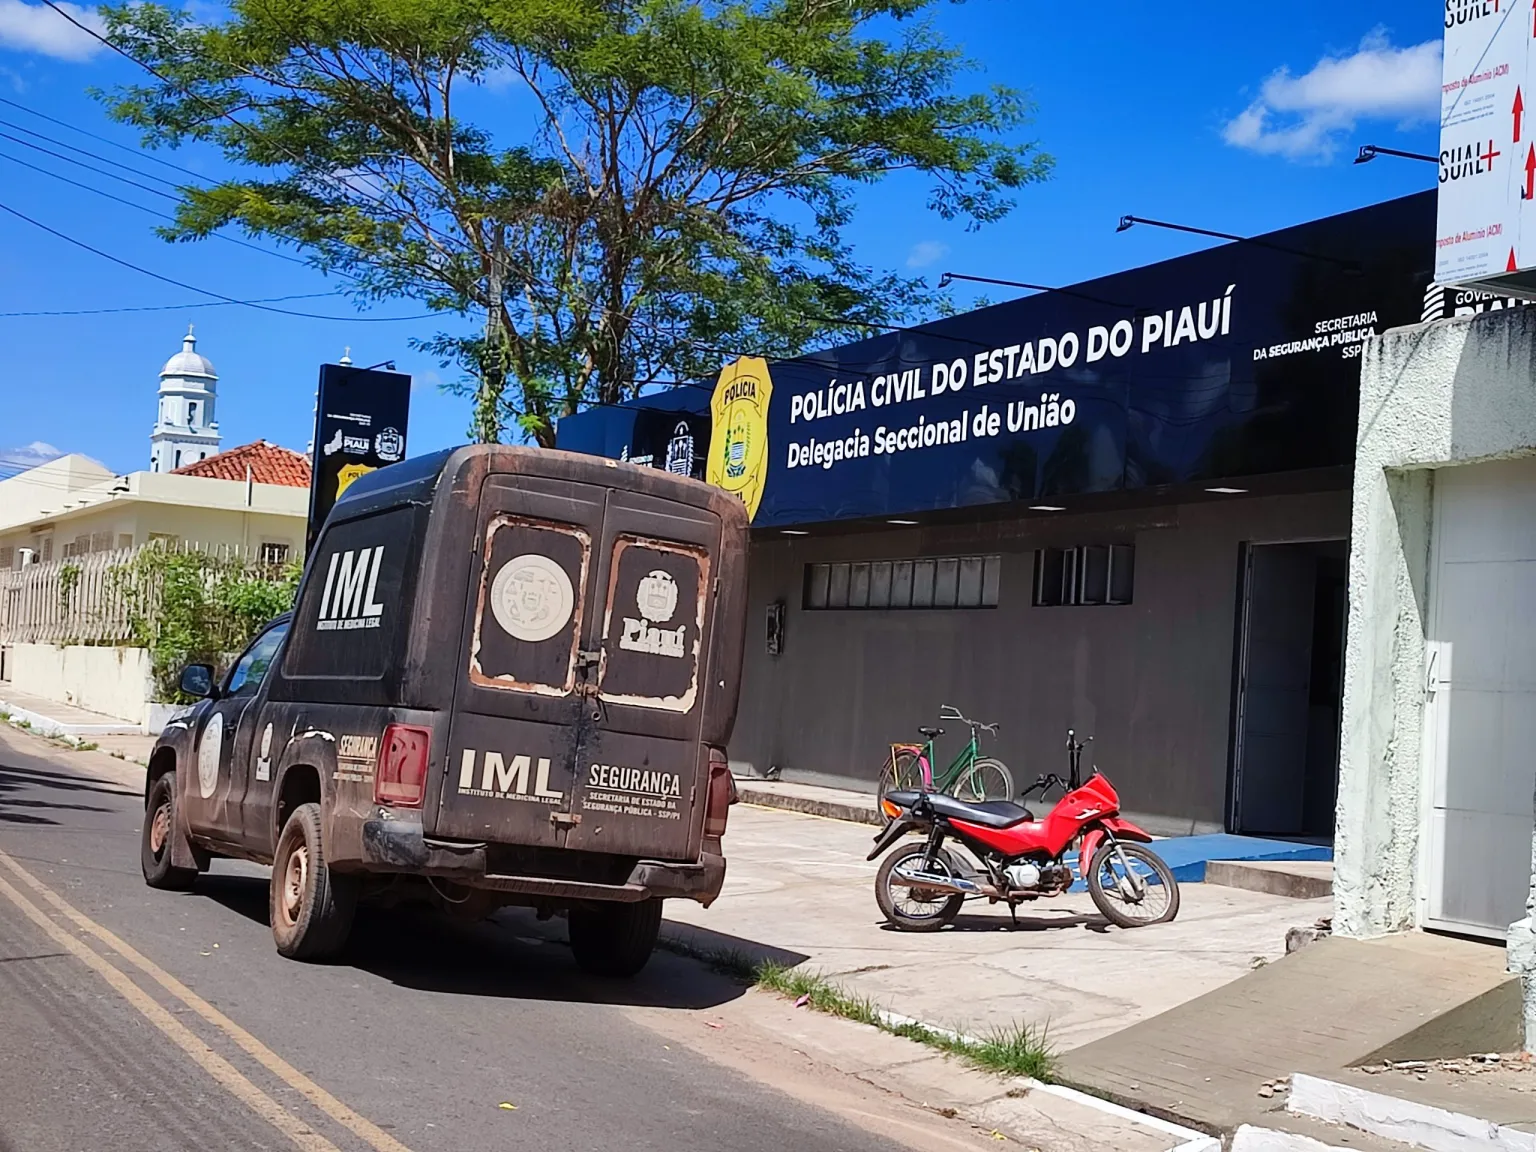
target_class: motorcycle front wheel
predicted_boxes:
[875,842,964,932]
[1086,841,1180,929]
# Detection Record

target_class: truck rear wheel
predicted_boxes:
[568,898,662,978]
[270,802,357,961]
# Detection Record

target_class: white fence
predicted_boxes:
[0,542,290,646]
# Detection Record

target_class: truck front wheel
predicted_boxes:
[270,803,357,961]
[568,898,662,978]
[141,772,197,891]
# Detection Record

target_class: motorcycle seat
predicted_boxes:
[886,790,1034,829]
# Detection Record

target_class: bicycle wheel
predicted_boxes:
[876,747,927,826]
[952,757,1013,803]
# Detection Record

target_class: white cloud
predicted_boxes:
[906,240,949,269]
[0,0,104,61]
[1223,29,1441,162]
[0,440,63,473]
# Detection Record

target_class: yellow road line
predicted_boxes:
[0,850,414,1152]
[0,866,341,1152]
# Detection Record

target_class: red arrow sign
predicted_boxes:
[1525,143,1535,199]
[1516,87,1526,143]
[1509,248,1519,273]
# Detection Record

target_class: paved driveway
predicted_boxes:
[665,804,1332,1052]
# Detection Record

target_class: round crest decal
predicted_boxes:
[637,570,679,624]
[197,711,224,799]
[490,553,575,643]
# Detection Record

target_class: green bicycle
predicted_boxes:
[875,705,1014,826]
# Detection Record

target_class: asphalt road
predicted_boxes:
[0,728,930,1152]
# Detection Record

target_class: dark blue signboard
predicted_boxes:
[307,362,412,549]
[558,192,1522,527]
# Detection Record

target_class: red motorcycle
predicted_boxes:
[869,731,1179,931]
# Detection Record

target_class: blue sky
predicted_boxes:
[0,0,1441,478]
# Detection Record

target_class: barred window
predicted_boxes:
[1033,545,1134,607]
[804,555,1001,610]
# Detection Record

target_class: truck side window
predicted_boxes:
[226,622,289,698]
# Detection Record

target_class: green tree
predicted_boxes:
[99,0,1049,445]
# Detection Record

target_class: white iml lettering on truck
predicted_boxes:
[455,748,563,804]
[317,547,386,630]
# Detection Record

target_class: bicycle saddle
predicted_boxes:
[917,726,944,738]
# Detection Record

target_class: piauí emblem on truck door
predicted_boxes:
[706,356,772,522]
[621,569,686,658]
[490,553,574,643]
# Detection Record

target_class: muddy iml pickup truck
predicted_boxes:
[139,445,748,976]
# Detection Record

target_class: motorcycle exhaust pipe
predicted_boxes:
[891,865,998,899]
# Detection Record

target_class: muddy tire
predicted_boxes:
[141,772,197,891]
[270,802,357,961]
[1086,841,1180,929]
[875,842,963,932]
[568,898,662,977]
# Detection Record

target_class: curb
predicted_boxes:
[736,783,881,826]
[1289,1071,1531,1152]
[877,1010,1220,1152]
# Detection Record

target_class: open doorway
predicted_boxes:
[1229,540,1348,839]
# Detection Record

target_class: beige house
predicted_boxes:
[0,441,310,568]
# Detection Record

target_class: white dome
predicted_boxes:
[160,326,216,379]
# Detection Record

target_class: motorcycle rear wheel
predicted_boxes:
[876,843,964,931]
[1086,841,1180,928]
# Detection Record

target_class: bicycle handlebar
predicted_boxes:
[938,705,999,734]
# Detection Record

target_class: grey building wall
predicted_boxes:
[730,489,1350,836]
[1337,307,1536,939]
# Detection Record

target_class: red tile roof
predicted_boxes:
[171,440,311,487]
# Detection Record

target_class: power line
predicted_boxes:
[0,291,337,318]
[0,148,333,272]
[0,196,432,322]
[0,115,184,191]
[0,127,181,201]
[0,95,213,184]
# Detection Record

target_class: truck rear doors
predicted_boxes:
[434,470,719,861]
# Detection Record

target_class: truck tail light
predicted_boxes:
[704,746,734,840]
[374,724,432,808]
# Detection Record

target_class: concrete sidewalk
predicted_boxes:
[0,685,145,737]
[0,688,159,765]
[665,804,1329,1054]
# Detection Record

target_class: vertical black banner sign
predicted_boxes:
[307,362,412,549]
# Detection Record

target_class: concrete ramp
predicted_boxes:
[1055,931,1516,1133]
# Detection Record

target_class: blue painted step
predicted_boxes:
[1066,833,1332,891]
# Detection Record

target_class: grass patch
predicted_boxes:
[657,936,1053,1081]
[756,960,1054,1081]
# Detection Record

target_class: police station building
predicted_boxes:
[559,190,1507,841]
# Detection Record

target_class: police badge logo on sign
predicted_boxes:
[706,356,773,521]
